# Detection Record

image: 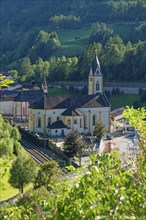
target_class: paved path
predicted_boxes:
[100,133,140,166]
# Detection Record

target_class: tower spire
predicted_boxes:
[88,53,103,95]
[42,77,48,94]
[89,66,93,75]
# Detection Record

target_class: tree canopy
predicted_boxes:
[93,121,106,141]
[63,130,83,158]
[9,154,37,193]
[34,161,62,190]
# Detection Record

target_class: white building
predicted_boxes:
[0,89,43,121]
[0,95,15,115]
[13,90,43,121]
[28,55,111,137]
[110,107,134,132]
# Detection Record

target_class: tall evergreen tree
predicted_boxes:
[93,121,106,141]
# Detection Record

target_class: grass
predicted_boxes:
[0,174,19,202]
[0,173,33,202]
[54,23,136,57]
[54,37,89,57]
[56,28,90,43]
[54,28,90,57]
[109,94,146,109]
[0,150,35,202]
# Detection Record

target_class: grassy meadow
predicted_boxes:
[0,169,32,202]
[0,174,19,202]
[54,23,136,57]
[109,94,146,109]
[55,28,90,57]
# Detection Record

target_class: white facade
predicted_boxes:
[28,105,110,137]
[13,101,29,121]
[0,100,14,115]
[110,108,134,132]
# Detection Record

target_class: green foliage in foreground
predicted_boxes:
[0,115,21,158]
[124,107,146,150]
[34,161,62,190]
[9,155,37,194]
[0,152,145,220]
[0,107,145,219]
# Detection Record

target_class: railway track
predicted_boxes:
[20,132,69,174]
[21,138,68,175]
[21,138,52,165]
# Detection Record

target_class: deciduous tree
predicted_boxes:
[9,155,37,193]
[34,161,62,190]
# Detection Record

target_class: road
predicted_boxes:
[100,133,140,166]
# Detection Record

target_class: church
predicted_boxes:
[28,55,111,137]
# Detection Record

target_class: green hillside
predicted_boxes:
[0,0,146,83]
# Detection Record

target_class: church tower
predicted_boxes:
[42,78,48,94]
[88,54,103,95]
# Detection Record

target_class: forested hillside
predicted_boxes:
[1,0,146,31]
[0,0,146,82]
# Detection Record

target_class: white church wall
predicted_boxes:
[14,101,28,119]
[0,101,13,115]
[80,107,110,132]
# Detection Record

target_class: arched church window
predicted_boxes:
[90,77,93,81]
[80,118,82,128]
[23,107,25,115]
[96,81,99,91]
[67,119,71,128]
[48,117,52,126]
[74,119,78,124]
[84,115,87,128]
[37,117,41,128]
[93,115,96,126]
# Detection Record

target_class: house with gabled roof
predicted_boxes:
[0,90,19,115]
[13,89,43,121]
[0,88,43,121]
[28,55,111,137]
